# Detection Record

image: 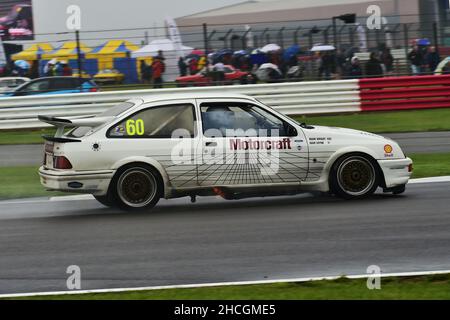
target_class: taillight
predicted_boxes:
[408,163,413,172]
[54,156,72,169]
[89,87,98,92]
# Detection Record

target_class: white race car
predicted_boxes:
[38,93,412,210]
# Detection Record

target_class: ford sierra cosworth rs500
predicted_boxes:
[38,93,413,210]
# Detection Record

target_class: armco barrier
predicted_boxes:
[0,80,360,129]
[359,75,450,111]
[0,75,449,130]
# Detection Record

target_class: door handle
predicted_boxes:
[205,141,217,147]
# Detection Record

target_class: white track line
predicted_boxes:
[49,194,94,201]
[1,269,449,298]
[408,176,450,184]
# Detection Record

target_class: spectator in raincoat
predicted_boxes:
[152,56,165,89]
[44,59,57,76]
[425,46,440,74]
[61,61,72,76]
[189,58,198,75]
[197,56,207,71]
[178,57,187,76]
[365,52,383,78]
[381,48,394,75]
[408,45,424,75]
[344,56,363,79]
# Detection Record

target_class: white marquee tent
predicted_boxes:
[132,39,193,81]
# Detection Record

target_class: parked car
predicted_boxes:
[93,69,125,85]
[1,76,98,96]
[176,65,253,86]
[38,93,412,211]
[0,76,30,93]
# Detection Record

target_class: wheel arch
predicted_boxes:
[325,148,386,188]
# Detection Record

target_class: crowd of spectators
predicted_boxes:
[177,43,448,83]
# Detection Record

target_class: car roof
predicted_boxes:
[138,92,256,104]
[0,77,29,81]
[30,76,86,81]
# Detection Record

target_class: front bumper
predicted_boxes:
[39,166,115,196]
[377,157,413,188]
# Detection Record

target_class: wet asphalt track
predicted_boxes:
[1,131,450,167]
[0,180,449,294]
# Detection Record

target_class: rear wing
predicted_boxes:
[38,115,114,138]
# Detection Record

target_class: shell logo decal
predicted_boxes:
[384,144,393,154]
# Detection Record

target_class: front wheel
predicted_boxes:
[330,154,379,199]
[111,165,162,211]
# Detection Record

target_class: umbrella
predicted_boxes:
[310,44,335,52]
[216,49,233,58]
[234,50,247,56]
[14,60,30,70]
[260,43,281,53]
[258,63,280,70]
[256,63,281,82]
[250,53,267,65]
[185,53,200,60]
[416,38,430,46]
[283,44,300,60]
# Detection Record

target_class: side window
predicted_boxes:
[201,102,296,137]
[108,104,195,138]
[51,78,77,90]
[18,80,49,94]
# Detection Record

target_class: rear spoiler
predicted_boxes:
[38,115,114,137]
[42,135,81,143]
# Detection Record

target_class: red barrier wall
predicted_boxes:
[359,75,450,112]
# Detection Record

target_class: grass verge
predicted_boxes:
[408,153,450,178]
[1,108,450,145]
[8,273,450,300]
[294,108,450,133]
[0,166,69,199]
[0,153,449,200]
[0,128,54,145]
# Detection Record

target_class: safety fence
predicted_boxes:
[0,75,449,130]
[359,74,450,111]
[0,80,360,129]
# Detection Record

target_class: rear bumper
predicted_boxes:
[377,157,413,188]
[39,166,114,196]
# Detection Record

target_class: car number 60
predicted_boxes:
[126,119,145,136]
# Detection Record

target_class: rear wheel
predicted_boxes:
[330,154,379,199]
[111,164,162,211]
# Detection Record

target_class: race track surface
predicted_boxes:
[0,181,449,294]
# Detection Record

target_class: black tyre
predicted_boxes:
[94,195,115,207]
[110,164,162,211]
[330,154,379,199]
